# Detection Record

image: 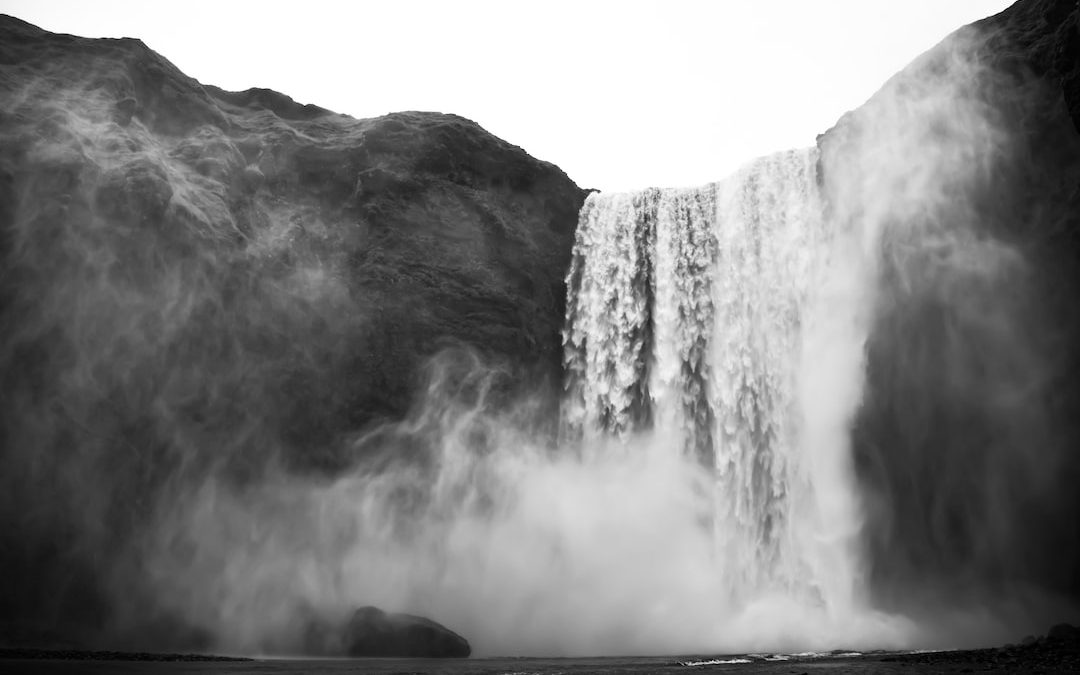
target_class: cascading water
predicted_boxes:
[556,25,1080,649]
[563,148,870,621]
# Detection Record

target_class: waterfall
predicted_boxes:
[563,147,868,615]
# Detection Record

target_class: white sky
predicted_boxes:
[2,1,1013,191]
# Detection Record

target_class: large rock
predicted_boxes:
[343,606,470,658]
[0,13,584,650]
[1048,623,1080,643]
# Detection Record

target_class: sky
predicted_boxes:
[1,0,1014,192]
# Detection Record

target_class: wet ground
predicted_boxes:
[3,641,1079,675]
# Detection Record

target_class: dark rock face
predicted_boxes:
[343,606,470,658]
[0,14,583,650]
[819,0,1080,623]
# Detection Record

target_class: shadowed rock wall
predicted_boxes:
[819,0,1080,619]
[0,14,584,648]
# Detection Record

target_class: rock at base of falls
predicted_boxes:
[307,606,471,658]
[343,606,471,658]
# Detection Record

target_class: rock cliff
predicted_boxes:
[818,0,1080,619]
[0,14,584,649]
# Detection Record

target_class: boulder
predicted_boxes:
[1047,623,1080,643]
[343,606,470,658]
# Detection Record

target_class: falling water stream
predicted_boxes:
[563,147,870,628]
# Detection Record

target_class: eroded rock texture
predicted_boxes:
[0,14,584,649]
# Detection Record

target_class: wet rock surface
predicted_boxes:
[300,606,471,659]
[342,606,471,658]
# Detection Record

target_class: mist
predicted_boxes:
[2,14,1080,661]
[130,347,920,657]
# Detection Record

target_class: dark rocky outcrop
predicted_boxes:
[819,0,1080,624]
[342,606,470,658]
[0,13,584,651]
[301,606,470,658]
